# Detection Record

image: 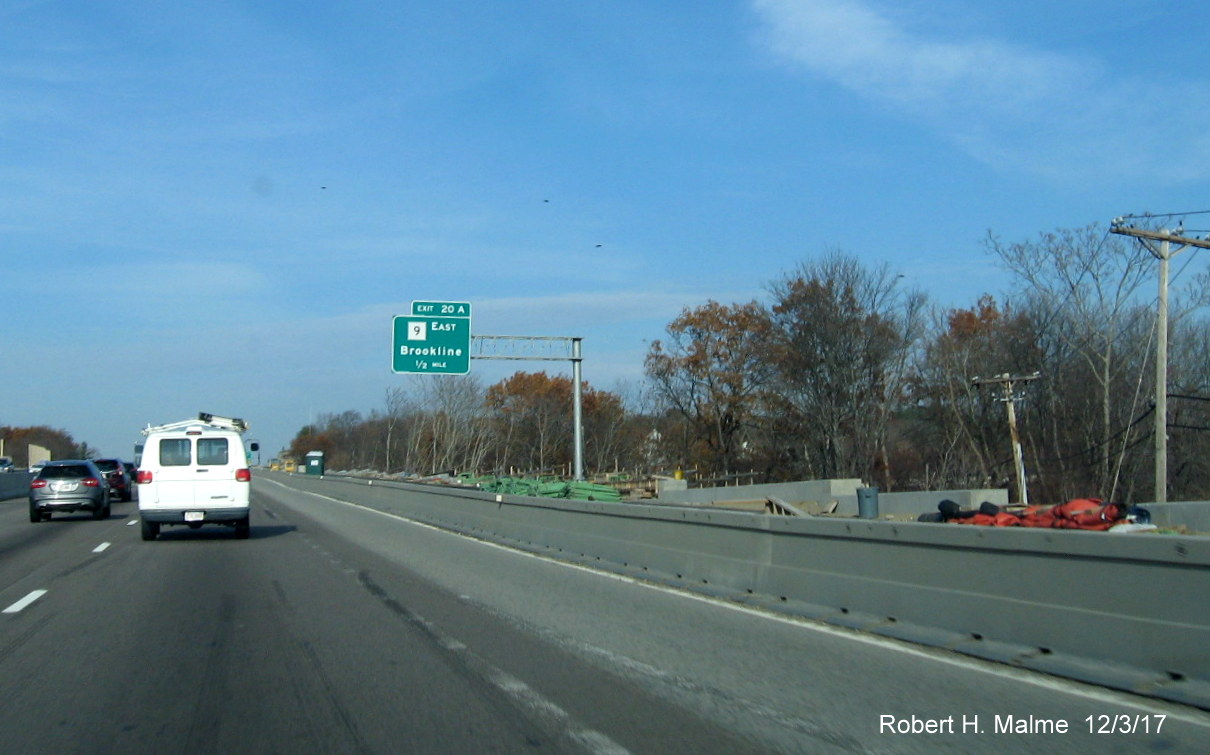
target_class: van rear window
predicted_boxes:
[198,438,229,466]
[160,439,191,466]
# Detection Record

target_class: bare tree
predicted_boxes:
[765,251,926,484]
[408,375,492,474]
[986,225,1155,499]
[381,385,414,473]
[912,296,1028,489]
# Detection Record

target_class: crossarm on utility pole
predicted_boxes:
[1108,224,1210,251]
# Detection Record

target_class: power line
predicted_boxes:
[986,403,1155,474]
[1117,209,1210,220]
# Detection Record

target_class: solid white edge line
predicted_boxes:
[260,478,1210,726]
[3,590,48,614]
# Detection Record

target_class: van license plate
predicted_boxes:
[184,511,205,522]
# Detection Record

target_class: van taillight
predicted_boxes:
[235,468,251,482]
[137,470,153,484]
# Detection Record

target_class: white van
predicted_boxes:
[136,413,258,541]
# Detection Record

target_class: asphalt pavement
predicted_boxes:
[1,481,1208,754]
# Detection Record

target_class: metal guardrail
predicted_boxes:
[261,471,1210,710]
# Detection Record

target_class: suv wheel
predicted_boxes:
[29,505,40,523]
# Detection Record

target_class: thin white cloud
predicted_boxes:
[755,0,1092,112]
[752,0,1210,182]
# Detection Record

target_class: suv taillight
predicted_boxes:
[137,470,153,484]
[30,479,47,489]
[82,477,100,487]
[235,468,251,482]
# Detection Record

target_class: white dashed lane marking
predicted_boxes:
[3,590,48,614]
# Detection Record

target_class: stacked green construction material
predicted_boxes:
[465,475,622,502]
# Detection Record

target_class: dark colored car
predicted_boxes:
[94,458,133,502]
[29,460,111,522]
[122,460,139,499]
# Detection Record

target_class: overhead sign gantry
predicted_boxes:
[389,302,586,480]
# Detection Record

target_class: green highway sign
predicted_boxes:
[411,301,471,318]
[392,303,472,375]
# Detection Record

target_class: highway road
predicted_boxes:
[2,475,1209,754]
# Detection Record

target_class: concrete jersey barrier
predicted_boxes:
[0,472,33,501]
[260,471,1210,710]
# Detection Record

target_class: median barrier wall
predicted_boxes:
[657,479,865,508]
[1147,501,1210,532]
[873,488,1010,516]
[0,472,32,501]
[262,471,1210,709]
[656,479,1009,516]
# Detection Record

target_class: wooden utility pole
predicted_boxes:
[1109,220,1210,503]
[972,372,1041,505]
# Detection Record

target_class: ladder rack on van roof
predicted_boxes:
[141,412,250,436]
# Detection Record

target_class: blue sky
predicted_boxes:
[3,0,1209,460]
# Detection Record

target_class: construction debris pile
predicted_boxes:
[917,498,1154,531]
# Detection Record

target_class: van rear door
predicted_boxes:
[153,435,197,506]
[194,436,238,506]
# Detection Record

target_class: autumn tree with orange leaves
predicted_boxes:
[484,371,630,475]
[487,372,575,473]
[644,300,775,477]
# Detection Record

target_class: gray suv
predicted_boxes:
[29,460,112,522]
